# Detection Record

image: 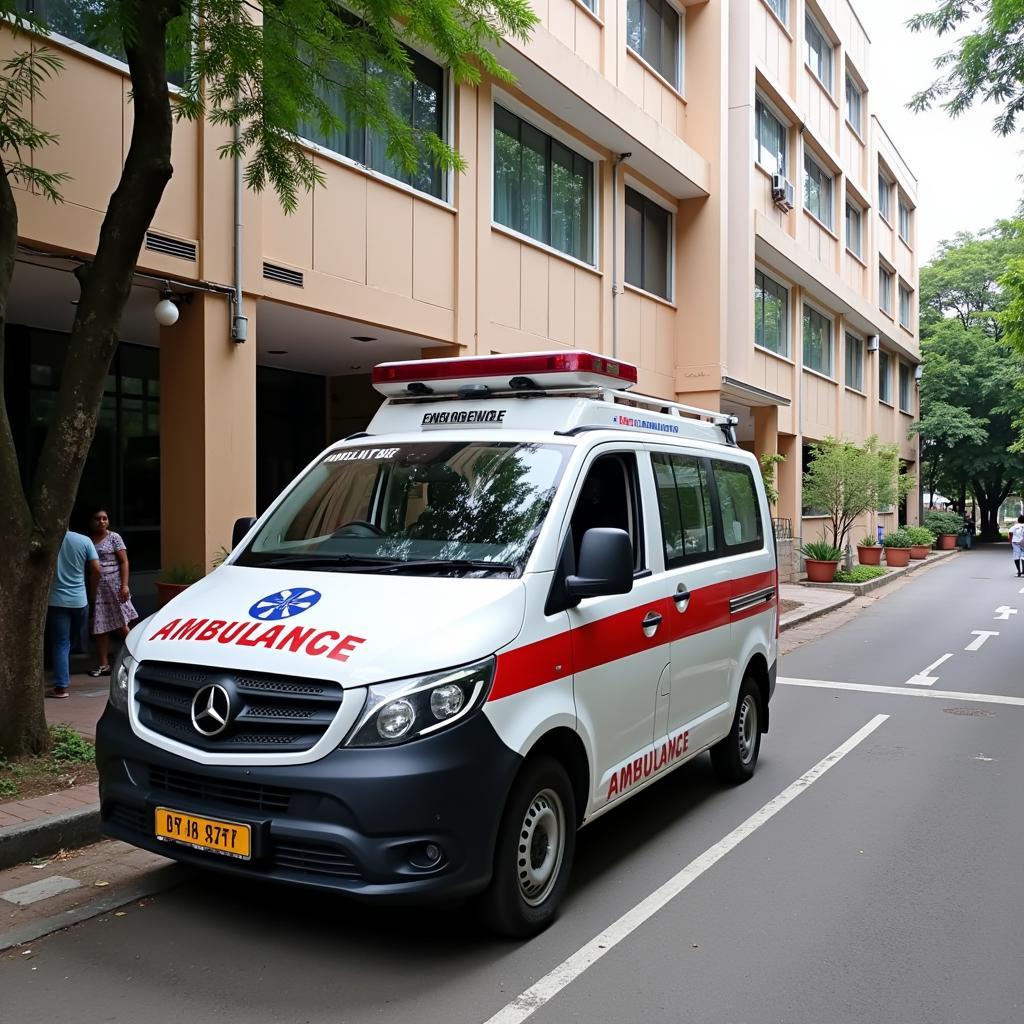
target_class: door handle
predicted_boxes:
[642,610,662,637]
[673,584,690,612]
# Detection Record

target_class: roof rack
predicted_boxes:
[603,387,738,428]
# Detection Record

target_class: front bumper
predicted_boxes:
[96,705,522,904]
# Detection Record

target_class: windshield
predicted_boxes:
[236,441,570,576]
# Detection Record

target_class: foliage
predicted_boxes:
[833,565,888,584]
[882,529,914,548]
[0,778,14,798]
[158,563,204,585]
[210,545,231,569]
[800,540,844,562]
[801,436,912,551]
[48,724,95,765]
[758,452,786,508]
[924,510,963,535]
[858,534,878,547]
[906,525,936,545]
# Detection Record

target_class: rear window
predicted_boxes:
[712,460,764,553]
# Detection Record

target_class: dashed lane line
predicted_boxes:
[779,677,1024,707]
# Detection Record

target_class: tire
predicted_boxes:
[710,676,762,784]
[476,755,576,939]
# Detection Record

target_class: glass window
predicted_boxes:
[627,0,681,88]
[493,105,594,264]
[765,0,787,22]
[755,98,787,176]
[845,73,862,132]
[805,13,833,91]
[754,269,789,357]
[804,154,833,228]
[652,454,716,566]
[846,201,862,257]
[899,363,912,411]
[625,187,672,299]
[803,305,833,376]
[899,283,912,328]
[713,461,764,552]
[878,172,892,221]
[879,350,893,404]
[898,199,911,242]
[845,333,864,391]
[879,266,894,314]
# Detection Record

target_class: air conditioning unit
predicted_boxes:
[771,174,795,211]
[866,334,880,352]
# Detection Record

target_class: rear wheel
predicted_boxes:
[477,755,576,939]
[710,676,761,784]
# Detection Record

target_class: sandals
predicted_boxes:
[88,665,111,678]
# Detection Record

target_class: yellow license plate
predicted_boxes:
[154,807,251,860]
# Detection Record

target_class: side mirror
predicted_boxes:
[566,528,634,600]
[232,516,257,549]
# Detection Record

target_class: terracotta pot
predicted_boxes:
[805,558,840,583]
[937,534,957,550]
[910,544,930,560]
[857,545,882,565]
[155,581,191,608]
[884,546,911,567]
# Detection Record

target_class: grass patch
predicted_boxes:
[0,725,97,803]
[833,565,889,584]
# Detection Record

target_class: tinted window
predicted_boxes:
[570,452,644,570]
[713,461,763,552]
[652,453,716,567]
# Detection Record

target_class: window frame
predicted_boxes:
[879,264,894,316]
[845,72,863,134]
[754,94,788,177]
[879,349,893,405]
[898,198,912,243]
[877,171,892,223]
[763,0,788,24]
[626,0,684,92]
[651,452,720,569]
[624,184,674,301]
[709,459,766,556]
[803,151,834,230]
[754,266,791,359]
[845,199,863,259]
[844,332,864,392]
[899,362,913,413]
[802,302,834,378]
[805,11,834,93]
[899,282,912,329]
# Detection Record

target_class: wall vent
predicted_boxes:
[262,262,304,287]
[144,231,198,261]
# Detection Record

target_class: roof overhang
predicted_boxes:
[721,376,791,408]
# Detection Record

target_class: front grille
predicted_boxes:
[272,840,361,879]
[135,661,344,753]
[106,803,149,833]
[148,765,292,813]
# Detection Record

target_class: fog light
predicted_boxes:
[408,842,445,870]
[377,699,415,740]
[429,684,464,720]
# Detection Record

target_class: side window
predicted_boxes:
[569,452,644,571]
[652,453,716,567]
[712,461,764,553]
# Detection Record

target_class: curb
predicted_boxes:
[0,804,102,872]
[798,548,958,595]
[780,592,854,632]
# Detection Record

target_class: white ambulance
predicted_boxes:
[97,351,778,937]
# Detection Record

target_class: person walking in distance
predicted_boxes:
[87,508,139,676]
[1012,515,1024,577]
[47,531,100,698]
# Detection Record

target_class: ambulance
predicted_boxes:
[96,351,778,937]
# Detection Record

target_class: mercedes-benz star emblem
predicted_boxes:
[191,684,232,737]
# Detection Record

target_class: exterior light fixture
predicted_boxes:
[154,285,180,327]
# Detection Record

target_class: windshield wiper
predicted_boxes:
[257,553,396,570]
[374,558,517,576]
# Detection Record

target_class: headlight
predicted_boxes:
[344,657,495,747]
[110,648,136,713]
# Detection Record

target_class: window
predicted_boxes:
[493,105,594,263]
[845,333,864,391]
[625,187,672,300]
[899,283,912,328]
[846,201,862,258]
[300,41,446,199]
[755,97,787,176]
[878,172,892,222]
[652,454,716,566]
[627,0,681,88]
[803,305,833,376]
[805,13,833,91]
[898,199,911,242]
[712,461,764,552]
[570,453,644,570]
[879,350,893,404]
[879,266,894,315]
[764,0,788,22]
[899,362,912,412]
[754,269,789,357]
[845,74,862,133]
[804,153,833,229]
[801,444,827,516]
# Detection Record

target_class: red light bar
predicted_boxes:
[372,351,638,397]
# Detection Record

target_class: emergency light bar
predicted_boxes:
[372,351,638,398]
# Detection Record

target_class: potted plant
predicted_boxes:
[857,534,882,565]
[882,529,914,567]
[801,540,844,583]
[906,526,935,559]
[924,510,962,550]
[155,564,204,608]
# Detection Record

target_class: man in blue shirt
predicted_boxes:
[48,532,100,698]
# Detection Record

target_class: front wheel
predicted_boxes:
[476,755,576,939]
[710,676,762,784]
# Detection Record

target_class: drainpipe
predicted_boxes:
[610,153,631,360]
[231,115,248,343]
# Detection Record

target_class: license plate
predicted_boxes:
[154,807,251,860]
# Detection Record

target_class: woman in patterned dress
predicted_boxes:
[87,508,138,675]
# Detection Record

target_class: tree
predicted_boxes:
[801,436,911,552]
[0,0,536,758]
[908,1,1024,135]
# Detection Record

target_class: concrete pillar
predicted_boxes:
[160,291,257,572]
[753,405,779,461]
[777,433,799,530]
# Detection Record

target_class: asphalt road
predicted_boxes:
[3,546,1023,1024]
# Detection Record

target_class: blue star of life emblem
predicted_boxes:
[249,588,322,621]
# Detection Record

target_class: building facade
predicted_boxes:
[2,0,919,603]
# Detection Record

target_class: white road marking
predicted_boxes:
[904,653,953,687]
[779,677,1024,707]
[481,716,889,1024]
[1,876,81,906]
[994,606,1018,621]
[974,754,994,762]
[966,630,999,651]
[1019,586,1024,595]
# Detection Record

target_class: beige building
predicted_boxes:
[3,0,918,603]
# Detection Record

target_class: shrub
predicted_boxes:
[833,566,888,583]
[924,510,963,536]
[801,540,844,561]
[882,529,914,548]
[906,526,935,546]
[158,563,204,585]
[0,779,15,798]
[858,534,878,547]
[49,725,95,765]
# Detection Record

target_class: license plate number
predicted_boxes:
[154,807,251,860]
